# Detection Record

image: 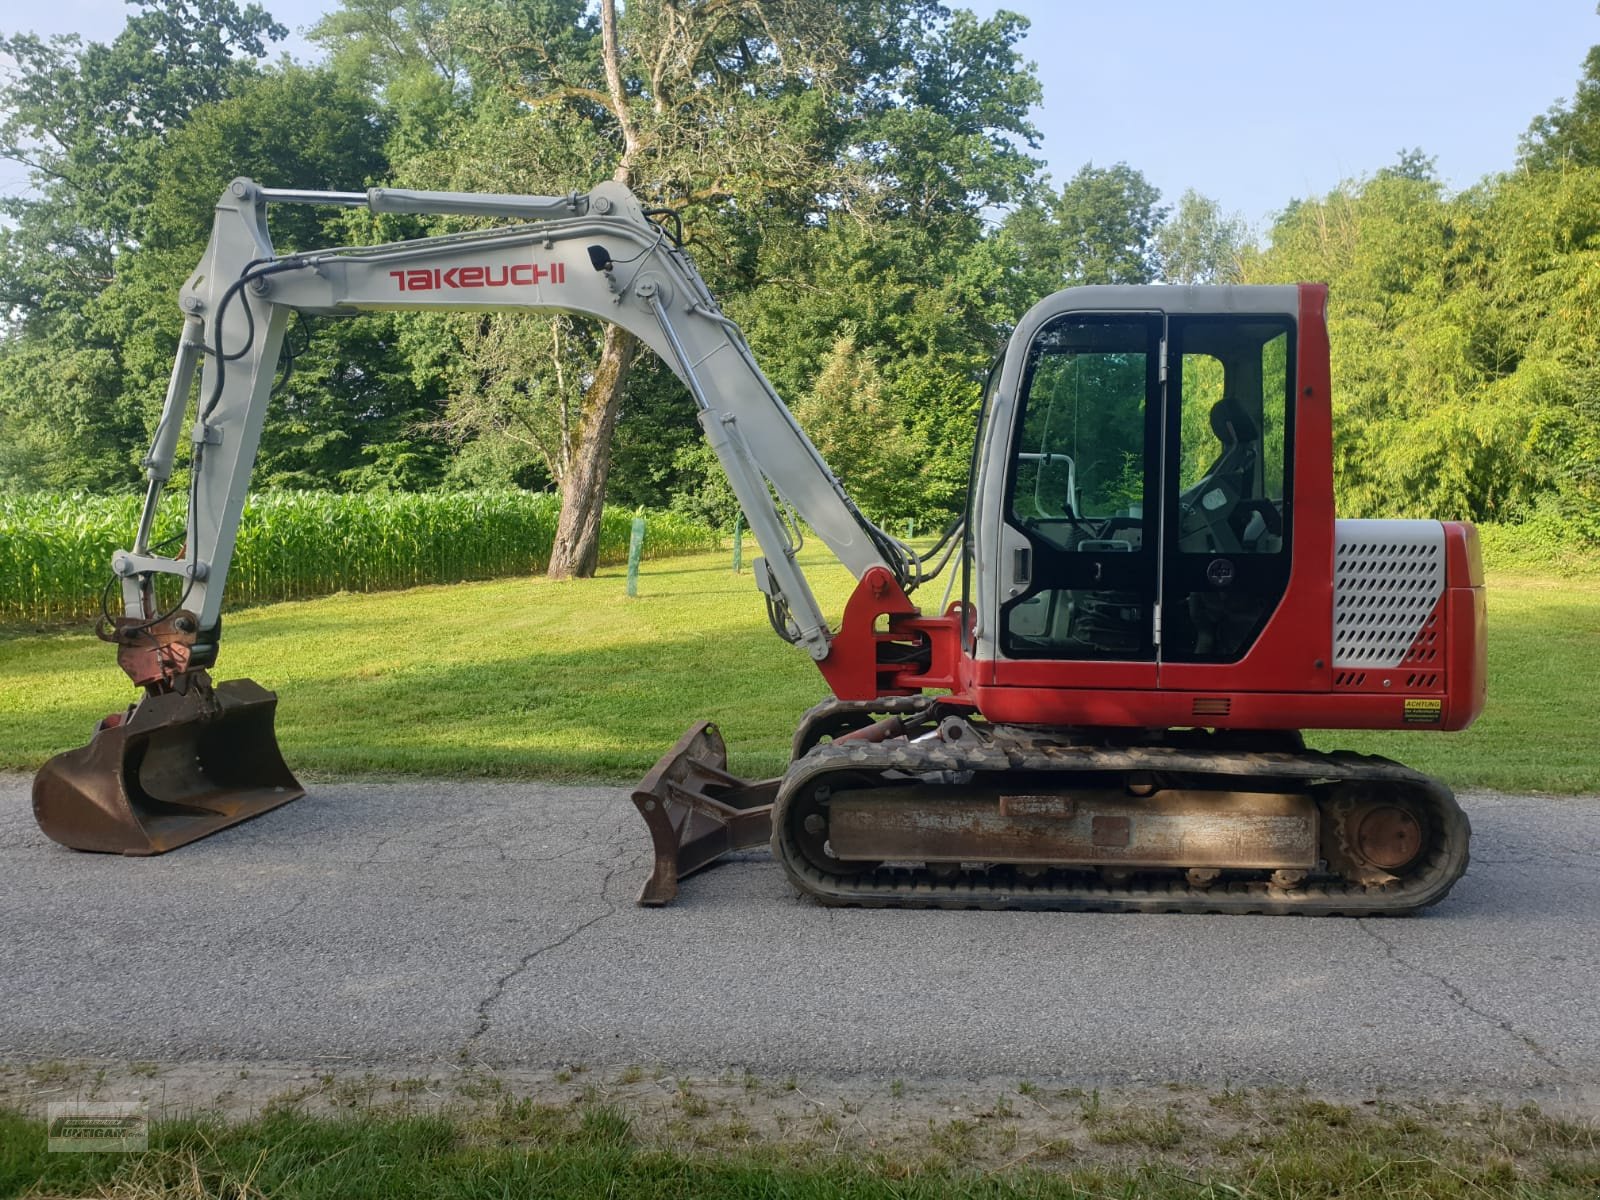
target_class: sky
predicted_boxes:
[6,0,1599,233]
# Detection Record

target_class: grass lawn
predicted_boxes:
[3,1081,1597,1200]
[1,550,1596,793]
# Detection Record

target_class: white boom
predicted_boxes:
[117,178,918,664]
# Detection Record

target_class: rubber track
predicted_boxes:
[770,734,1471,916]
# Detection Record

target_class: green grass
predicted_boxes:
[2,1095,1596,1199]
[1,549,1596,792]
[0,548,854,783]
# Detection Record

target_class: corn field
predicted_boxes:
[0,491,719,623]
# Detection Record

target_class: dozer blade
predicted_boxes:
[631,720,776,906]
[32,679,304,855]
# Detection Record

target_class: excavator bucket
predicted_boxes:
[631,720,776,905]
[32,679,303,855]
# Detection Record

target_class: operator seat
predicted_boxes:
[1177,395,1258,553]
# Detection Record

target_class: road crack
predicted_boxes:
[465,810,633,1046]
[1357,921,1566,1075]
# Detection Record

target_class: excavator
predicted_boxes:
[33,177,1486,915]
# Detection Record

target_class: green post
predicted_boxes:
[732,513,744,574]
[626,515,646,597]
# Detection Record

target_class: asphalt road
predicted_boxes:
[3,774,1598,1094]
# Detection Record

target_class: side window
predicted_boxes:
[961,353,1003,650]
[1166,318,1295,663]
[1175,322,1291,556]
[1177,352,1225,491]
[1003,315,1158,661]
[1010,318,1150,553]
[1261,332,1288,501]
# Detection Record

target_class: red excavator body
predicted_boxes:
[822,286,1486,736]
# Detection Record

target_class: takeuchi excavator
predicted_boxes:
[33,178,1486,915]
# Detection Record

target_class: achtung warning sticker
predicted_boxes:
[1404,698,1443,724]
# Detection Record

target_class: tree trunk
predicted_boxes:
[544,0,643,581]
[545,322,638,578]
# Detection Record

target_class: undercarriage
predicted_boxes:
[636,699,1471,916]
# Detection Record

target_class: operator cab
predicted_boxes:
[985,286,1297,669]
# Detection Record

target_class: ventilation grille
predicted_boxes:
[1333,670,1367,689]
[1191,697,1231,717]
[1332,520,1445,668]
[1402,612,1440,665]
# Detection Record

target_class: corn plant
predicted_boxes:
[0,491,718,624]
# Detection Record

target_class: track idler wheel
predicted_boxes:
[32,678,303,855]
[783,776,880,878]
[1325,786,1430,886]
[1352,804,1425,870]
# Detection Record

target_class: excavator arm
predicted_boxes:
[121,177,914,672]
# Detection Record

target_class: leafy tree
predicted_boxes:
[847,6,1041,218]
[1472,166,1600,537]
[728,214,1024,521]
[663,442,740,531]
[1246,170,1471,518]
[606,357,708,513]
[148,65,455,490]
[1380,146,1440,183]
[0,0,290,491]
[1007,162,1167,293]
[792,333,929,521]
[404,311,579,493]
[327,0,1040,570]
[0,0,459,495]
[1521,42,1600,170]
[1245,148,1600,539]
[1156,189,1247,284]
[0,0,287,330]
[0,342,135,489]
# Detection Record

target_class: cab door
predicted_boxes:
[1158,316,1295,669]
[997,312,1162,684]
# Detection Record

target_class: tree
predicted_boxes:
[0,0,458,497]
[792,333,928,521]
[1156,189,1247,284]
[1521,43,1600,171]
[0,0,289,491]
[1055,163,1167,284]
[37,60,436,494]
[1471,166,1600,537]
[330,0,1040,572]
[1242,155,1600,536]
[0,0,287,330]
[700,6,1041,520]
[0,341,135,489]
[1380,146,1439,183]
[133,66,444,491]
[1246,170,1471,518]
[1005,162,1167,293]
[354,0,840,576]
[539,0,638,579]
